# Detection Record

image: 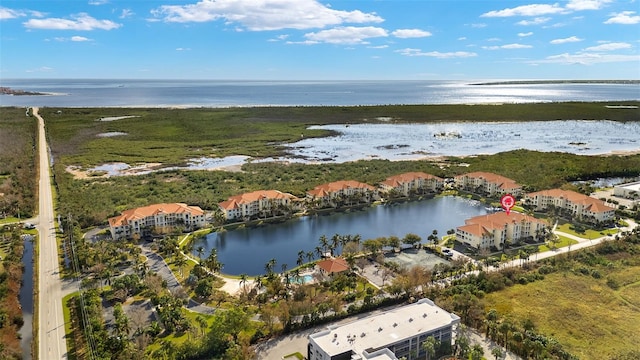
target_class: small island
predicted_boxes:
[0,86,46,96]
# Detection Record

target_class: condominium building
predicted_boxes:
[379,172,444,196]
[108,203,206,240]
[524,189,615,223]
[307,180,377,207]
[613,181,640,204]
[218,190,299,221]
[456,212,547,250]
[308,298,460,360]
[454,172,522,197]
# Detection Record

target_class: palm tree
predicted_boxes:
[253,275,263,290]
[306,251,314,263]
[319,235,329,254]
[491,347,503,360]
[314,246,323,259]
[297,250,305,267]
[174,255,187,278]
[422,335,439,360]
[470,344,484,360]
[196,246,205,261]
[281,263,288,273]
[330,233,341,255]
[195,315,207,337]
[239,273,248,295]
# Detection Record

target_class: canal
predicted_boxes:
[19,235,34,360]
[195,196,488,276]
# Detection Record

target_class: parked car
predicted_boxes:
[24,223,35,229]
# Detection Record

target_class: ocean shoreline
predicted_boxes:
[2,99,638,110]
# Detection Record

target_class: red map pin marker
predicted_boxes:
[500,194,515,215]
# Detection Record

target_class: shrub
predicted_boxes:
[606,277,620,290]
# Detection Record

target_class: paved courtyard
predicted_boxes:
[384,248,451,270]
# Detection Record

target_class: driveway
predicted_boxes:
[140,245,215,314]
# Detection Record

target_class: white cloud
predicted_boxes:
[285,40,319,45]
[395,48,477,58]
[458,37,467,41]
[566,0,612,11]
[24,13,121,30]
[119,9,134,19]
[176,47,191,51]
[487,37,501,42]
[88,0,109,5]
[26,66,53,73]
[584,42,632,51]
[367,45,388,49]
[52,36,92,42]
[516,17,551,25]
[604,11,640,24]
[550,36,583,44]
[0,7,25,19]
[482,1,611,18]
[391,29,432,38]
[483,43,533,50]
[152,0,383,31]
[303,26,387,44]
[268,34,289,42]
[481,4,565,17]
[470,23,487,28]
[71,36,91,41]
[536,52,640,65]
[518,32,534,37]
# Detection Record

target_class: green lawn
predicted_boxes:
[484,268,640,360]
[556,223,618,239]
[0,217,20,225]
[538,235,578,252]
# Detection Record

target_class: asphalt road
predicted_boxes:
[34,107,68,360]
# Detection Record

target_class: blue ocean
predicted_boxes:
[1,79,638,107]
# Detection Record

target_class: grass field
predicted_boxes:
[556,223,619,239]
[484,267,640,360]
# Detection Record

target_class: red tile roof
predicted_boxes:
[459,212,546,237]
[526,189,614,213]
[219,190,298,210]
[307,180,375,197]
[316,257,350,274]
[109,203,204,227]
[381,172,443,187]
[456,172,521,190]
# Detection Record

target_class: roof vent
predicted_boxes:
[393,323,398,327]
[378,327,383,332]
[409,318,413,322]
[361,332,366,337]
[423,313,427,318]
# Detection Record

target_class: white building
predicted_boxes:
[108,203,206,240]
[379,172,444,196]
[456,212,547,250]
[613,181,640,204]
[308,298,460,360]
[218,190,299,221]
[307,180,378,208]
[524,189,616,223]
[454,172,522,197]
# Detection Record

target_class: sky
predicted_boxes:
[1,0,639,80]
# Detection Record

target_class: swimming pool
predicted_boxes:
[292,274,313,284]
